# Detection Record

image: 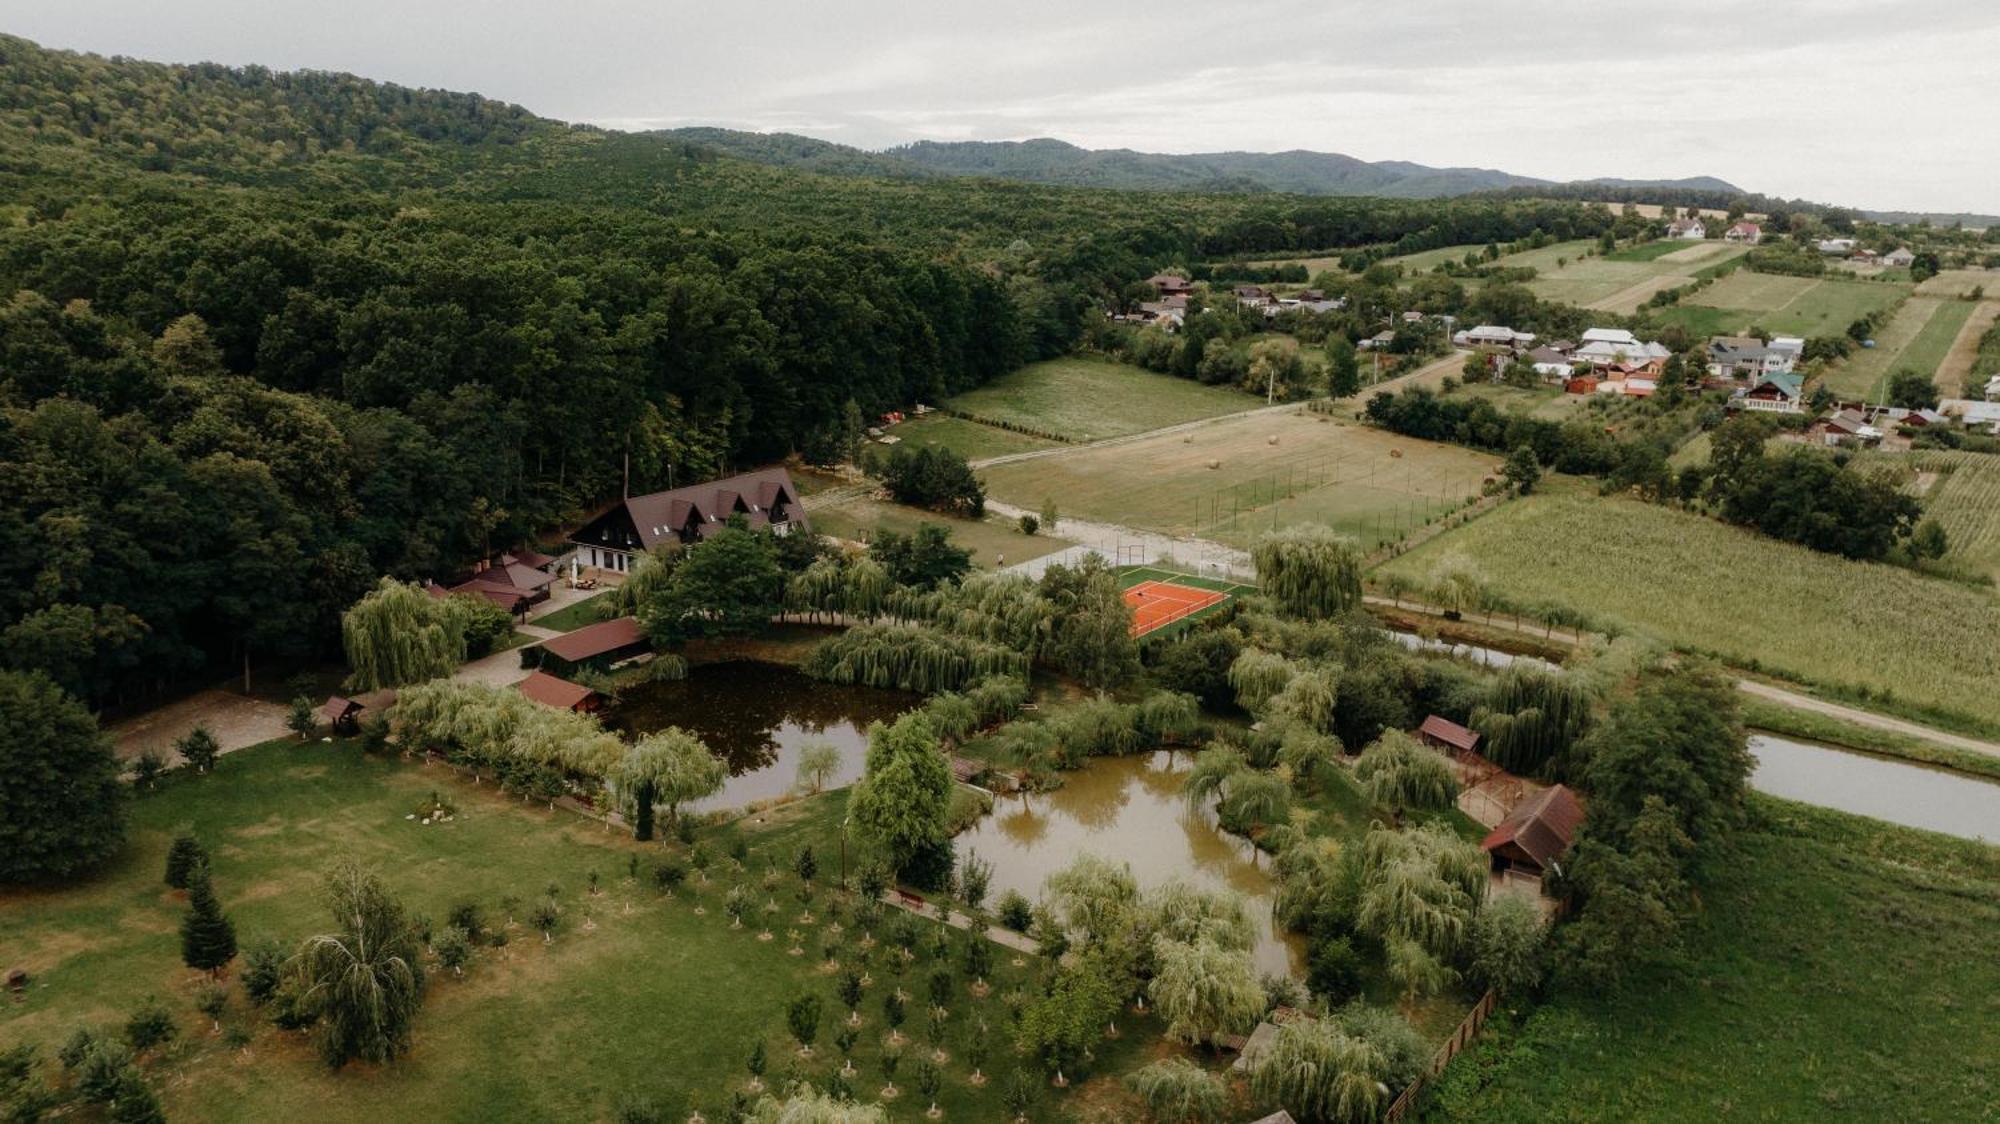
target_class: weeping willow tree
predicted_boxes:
[1353,730,1459,816]
[963,676,1029,726]
[785,557,848,623]
[919,691,981,745]
[282,862,427,1069]
[1251,525,1364,621]
[1269,665,1341,732]
[1217,771,1292,835]
[884,571,1050,655]
[1149,937,1266,1048]
[1356,823,1486,961]
[392,680,624,784]
[1124,1058,1227,1124]
[614,728,727,840]
[802,621,1028,694]
[1472,665,1599,776]
[1384,936,1460,1004]
[1183,745,1249,811]
[1278,724,1343,789]
[1140,881,1256,954]
[1042,854,1140,946]
[341,578,470,691]
[1134,690,1202,746]
[1250,1018,1390,1124]
[1227,648,1294,712]
[1424,554,1489,620]
[608,550,675,618]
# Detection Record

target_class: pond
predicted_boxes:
[1749,732,2000,843]
[953,751,1306,978]
[1385,627,1558,671]
[611,661,913,813]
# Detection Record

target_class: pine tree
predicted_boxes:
[164,832,208,890]
[180,864,238,975]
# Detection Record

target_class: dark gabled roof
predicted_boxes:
[610,468,809,553]
[540,616,645,663]
[1418,714,1481,753]
[514,670,599,710]
[1482,784,1584,868]
[320,696,363,721]
[503,548,558,570]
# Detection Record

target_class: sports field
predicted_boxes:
[942,357,1255,442]
[1116,566,1254,638]
[1679,272,1908,337]
[978,410,1501,551]
[1378,493,2000,731]
[1519,241,1746,311]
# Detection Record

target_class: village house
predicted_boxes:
[1359,329,1397,350]
[1723,221,1762,244]
[1942,397,2000,433]
[1707,335,1794,379]
[1738,372,1805,414]
[1665,218,1706,240]
[1766,336,1806,367]
[1816,237,1858,255]
[1233,284,1272,309]
[1573,329,1671,373]
[1526,345,1577,380]
[1145,272,1193,297]
[1482,784,1584,887]
[1452,325,1537,351]
[1818,408,1883,446]
[1881,247,1916,268]
[1985,375,2000,402]
[568,468,807,575]
[428,551,557,616]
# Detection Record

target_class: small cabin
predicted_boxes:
[1481,784,1584,882]
[320,696,365,734]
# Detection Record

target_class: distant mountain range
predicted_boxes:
[660,128,1743,201]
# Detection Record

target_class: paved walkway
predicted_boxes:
[876,891,1040,955]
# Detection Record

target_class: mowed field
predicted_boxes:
[880,412,1057,463]
[1915,268,1996,298]
[1819,297,1974,400]
[1937,300,2000,396]
[0,742,1088,1122]
[1676,271,1908,337]
[1431,799,2000,1122]
[810,493,1073,569]
[943,357,1256,442]
[1377,493,2000,729]
[979,410,1501,550]
[1520,240,1745,311]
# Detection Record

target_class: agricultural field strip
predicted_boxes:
[1819,296,1940,400]
[1936,301,2000,396]
[1377,493,2000,729]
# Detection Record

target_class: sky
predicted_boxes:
[12,1,2000,213]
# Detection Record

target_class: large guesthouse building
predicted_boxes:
[568,468,808,574]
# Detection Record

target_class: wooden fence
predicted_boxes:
[1383,989,1498,1123]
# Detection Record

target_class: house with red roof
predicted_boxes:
[1481,784,1584,883]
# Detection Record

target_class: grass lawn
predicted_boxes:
[881,413,1057,464]
[809,495,1071,570]
[1682,272,1908,338]
[527,591,616,632]
[1376,493,2000,732]
[1603,239,1703,263]
[1442,383,1586,421]
[1816,296,1928,399]
[1492,239,1597,273]
[1428,797,2000,1122]
[1381,243,1485,272]
[942,357,1257,442]
[979,410,1500,552]
[0,740,1098,1121]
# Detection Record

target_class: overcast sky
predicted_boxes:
[14,1,2000,213]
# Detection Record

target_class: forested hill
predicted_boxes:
[0,35,1616,708]
[661,127,1746,202]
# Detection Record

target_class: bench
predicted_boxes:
[894,888,926,910]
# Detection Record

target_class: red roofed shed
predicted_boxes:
[514,670,602,713]
[1417,715,1481,755]
[1481,784,1584,879]
[539,616,647,667]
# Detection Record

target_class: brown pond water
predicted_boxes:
[610,662,913,813]
[954,751,1306,978]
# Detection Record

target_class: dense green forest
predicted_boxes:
[0,34,1615,707]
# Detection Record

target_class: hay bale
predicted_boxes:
[1390,449,1404,459]
[1267,435,1279,446]
[1207,459,1221,470]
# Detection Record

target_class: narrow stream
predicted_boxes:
[1749,733,2000,843]
[953,751,1305,978]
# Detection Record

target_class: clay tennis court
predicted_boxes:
[1124,578,1230,637]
